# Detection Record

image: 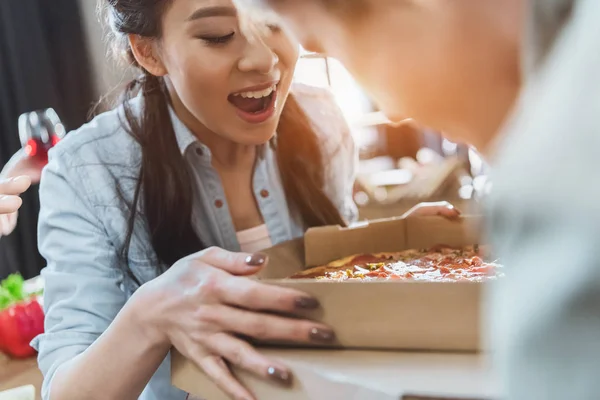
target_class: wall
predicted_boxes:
[78,0,134,99]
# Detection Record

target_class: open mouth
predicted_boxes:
[228,83,278,123]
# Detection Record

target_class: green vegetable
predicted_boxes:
[0,273,26,311]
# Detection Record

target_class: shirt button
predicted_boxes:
[260,189,270,198]
[195,148,203,156]
[214,199,224,208]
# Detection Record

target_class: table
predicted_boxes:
[0,353,42,400]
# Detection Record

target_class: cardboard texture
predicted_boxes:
[172,349,497,400]
[256,216,484,352]
[172,216,493,400]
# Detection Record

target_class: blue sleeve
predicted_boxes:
[32,149,127,399]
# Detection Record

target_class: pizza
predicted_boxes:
[289,245,502,282]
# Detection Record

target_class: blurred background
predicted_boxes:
[0,1,488,280]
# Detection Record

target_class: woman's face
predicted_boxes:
[148,0,300,146]
[252,0,524,150]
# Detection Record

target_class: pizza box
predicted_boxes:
[173,348,499,400]
[254,215,486,352]
[171,216,495,399]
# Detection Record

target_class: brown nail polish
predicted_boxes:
[267,366,292,386]
[245,253,267,267]
[309,327,336,343]
[295,297,320,310]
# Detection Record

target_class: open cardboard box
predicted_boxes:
[173,348,498,400]
[255,215,484,352]
[173,216,496,400]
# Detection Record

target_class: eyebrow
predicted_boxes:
[186,6,237,21]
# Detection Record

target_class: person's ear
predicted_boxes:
[128,34,167,77]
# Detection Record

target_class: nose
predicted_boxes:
[238,34,279,74]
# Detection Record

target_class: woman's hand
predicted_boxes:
[134,247,334,400]
[401,201,461,220]
[0,149,45,235]
[0,176,31,236]
[1,149,44,184]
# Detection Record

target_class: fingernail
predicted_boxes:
[245,253,267,267]
[295,297,320,310]
[267,366,292,386]
[309,327,336,343]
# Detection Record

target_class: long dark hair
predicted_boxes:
[102,0,346,282]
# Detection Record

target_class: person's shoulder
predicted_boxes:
[49,98,142,169]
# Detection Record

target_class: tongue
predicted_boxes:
[229,95,268,113]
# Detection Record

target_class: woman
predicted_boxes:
[34,1,457,400]
[0,150,43,236]
[243,1,600,400]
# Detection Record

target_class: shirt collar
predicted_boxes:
[168,106,203,153]
[167,106,215,165]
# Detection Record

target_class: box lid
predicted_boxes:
[172,348,499,400]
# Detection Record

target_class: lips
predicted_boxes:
[228,82,279,124]
[228,92,273,113]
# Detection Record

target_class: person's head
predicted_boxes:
[108,0,300,146]
[248,0,524,150]
[103,0,346,275]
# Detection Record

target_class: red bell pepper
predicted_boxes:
[0,274,44,358]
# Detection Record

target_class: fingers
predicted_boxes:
[4,149,44,183]
[0,195,23,215]
[218,276,322,314]
[403,201,462,220]
[198,355,255,400]
[207,333,292,389]
[0,176,32,196]
[0,213,18,236]
[435,204,461,220]
[0,177,32,216]
[202,304,335,345]
[187,247,267,276]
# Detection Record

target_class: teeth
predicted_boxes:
[234,84,276,99]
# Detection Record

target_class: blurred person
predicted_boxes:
[236,0,522,152]
[33,1,459,400]
[0,149,43,236]
[240,0,600,399]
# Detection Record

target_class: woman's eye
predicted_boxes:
[199,32,235,45]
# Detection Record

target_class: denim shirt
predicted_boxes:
[32,84,357,400]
